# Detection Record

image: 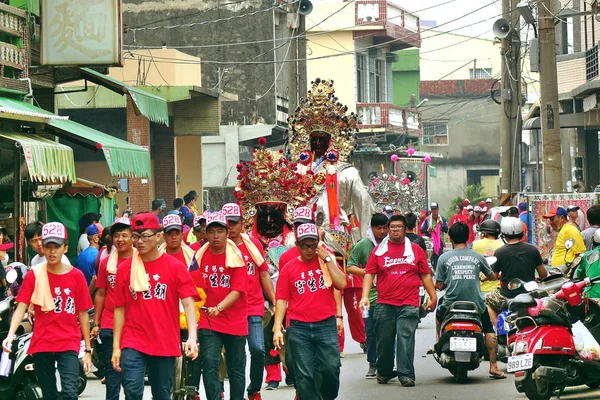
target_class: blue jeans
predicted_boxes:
[364,305,377,364]
[121,348,174,400]
[374,304,419,381]
[247,316,265,394]
[287,317,340,400]
[33,351,79,400]
[199,329,246,400]
[99,329,121,400]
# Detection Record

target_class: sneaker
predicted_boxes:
[266,381,279,390]
[400,377,416,387]
[376,370,398,384]
[248,393,263,400]
[360,342,367,353]
[340,352,345,358]
[365,363,377,379]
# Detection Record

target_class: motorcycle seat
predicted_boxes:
[508,293,537,310]
[515,314,571,329]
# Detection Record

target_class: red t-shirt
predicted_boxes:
[166,250,188,267]
[96,255,130,330]
[113,253,198,356]
[17,267,92,354]
[365,240,430,307]
[277,257,337,323]
[279,246,299,271]
[449,214,467,227]
[196,250,248,336]
[238,238,269,317]
[190,242,202,252]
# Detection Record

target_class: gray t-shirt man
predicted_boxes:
[435,248,492,313]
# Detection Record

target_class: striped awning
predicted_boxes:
[0,97,69,123]
[0,132,76,183]
[80,68,169,126]
[46,119,151,179]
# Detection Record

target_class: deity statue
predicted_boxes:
[234,140,317,264]
[286,78,374,243]
[369,169,426,215]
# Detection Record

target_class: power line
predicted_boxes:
[129,2,291,33]
[125,0,503,66]
[123,0,465,51]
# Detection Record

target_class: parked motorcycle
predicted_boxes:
[432,301,485,383]
[0,271,43,400]
[508,275,600,400]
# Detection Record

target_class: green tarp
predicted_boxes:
[46,193,102,264]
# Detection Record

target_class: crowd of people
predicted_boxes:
[1,191,600,400]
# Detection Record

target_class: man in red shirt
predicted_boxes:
[191,211,248,400]
[160,214,195,267]
[360,215,437,387]
[92,217,134,400]
[190,213,207,251]
[111,213,199,400]
[273,223,347,400]
[223,203,275,400]
[2,222,93,400]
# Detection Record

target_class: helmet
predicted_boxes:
[501,217,523,236]
[479,220,501,235]
[594,228,600,244]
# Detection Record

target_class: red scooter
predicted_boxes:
[508,276,600,400]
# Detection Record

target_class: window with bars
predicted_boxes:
[469,68,492,80]
[586,45,599,81]
[357,55,366,103]
[423,123,449,145]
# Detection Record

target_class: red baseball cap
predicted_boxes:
[462,199,471,206]
[131,213,161,231]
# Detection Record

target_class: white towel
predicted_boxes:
[366,227,378,246]
[374,236,415,264]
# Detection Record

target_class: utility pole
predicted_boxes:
[538,0,563,193]
[500,0,522,195]
[288,10,299,113]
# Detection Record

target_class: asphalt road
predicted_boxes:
[81,313,600,400]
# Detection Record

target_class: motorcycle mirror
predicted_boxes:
[565,239,575,250]
[507,279,522,290]
[5,268,17,284]
[524,281,539,291]
[485,256,497,266]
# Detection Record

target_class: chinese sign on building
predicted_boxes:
[41,0,122,66]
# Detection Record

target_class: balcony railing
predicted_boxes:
[0,3,28,79]
[356,102,421,136]
[354,0,420,49]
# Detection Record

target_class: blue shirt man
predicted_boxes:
[75,224,100,285]
[518,202,533,243]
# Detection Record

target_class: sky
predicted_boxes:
[396,0,503,40]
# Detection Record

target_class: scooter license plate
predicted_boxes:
[419,286,425,296]
[507,353,533,372]
[449,337,477,352]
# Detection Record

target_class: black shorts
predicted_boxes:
[436,304,495,334]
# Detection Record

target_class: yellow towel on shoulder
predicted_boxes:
[31,263,55,312]
[193,239,245,269]
[158,242,196,267]
[240,233,265,266]
[106,248,138,274]
[130,251,150,292]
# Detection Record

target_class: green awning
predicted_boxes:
[46,119,151,179]
[80,68,169,126]
[0,97,70,123]
[0,132,76,183]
